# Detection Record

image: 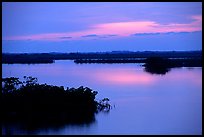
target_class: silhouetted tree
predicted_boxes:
[2,76,111,130]
[143,57,171,75]
[2,77,22,93]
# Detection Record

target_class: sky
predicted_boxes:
[2,2,202,53]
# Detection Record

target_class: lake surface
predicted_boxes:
[2,60,202,135]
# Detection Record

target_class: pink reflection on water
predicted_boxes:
[93,68,155,85]
[8,63,201,88]
[71,67,202,87]
[44,65,201,87]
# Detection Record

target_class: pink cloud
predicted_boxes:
[4,15,202,41]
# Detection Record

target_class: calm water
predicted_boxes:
[2,60,202,135]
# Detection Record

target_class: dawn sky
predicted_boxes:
[2,2,202,53]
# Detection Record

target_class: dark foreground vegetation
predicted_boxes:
[2,51,202,64]
[2,76,111,130]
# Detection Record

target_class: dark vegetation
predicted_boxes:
[2,76,111,130]
[74,58,145,63]
[72,51,201,75]
[2,51,202,64]
[2,51,201,76]
[73,51,202,66]
[2,53,54,64]
[143,57,172,75]
[74,57,202,66]
[143,57,202,75]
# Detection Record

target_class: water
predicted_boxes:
[2,60,202,135]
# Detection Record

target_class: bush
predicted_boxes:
[2,76,111,129]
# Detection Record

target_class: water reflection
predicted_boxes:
[2,62,201,87]
[2,112,96,135]
[144,65,171,75]
[2,61,202,135]
[93,69,155,85]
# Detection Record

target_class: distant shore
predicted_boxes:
[2,51,202,67]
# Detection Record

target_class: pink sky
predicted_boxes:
[4,15,202,41]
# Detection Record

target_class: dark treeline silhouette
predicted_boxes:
[74,57,202,66]
[2,76,111,130]
[2,50,202,64]
[74,59,145,64]
[2,53,54,64]
[143,57,172,75]
[143,57,202,75]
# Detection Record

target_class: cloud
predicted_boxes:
[132,32,161,36]
[131,31,200,36]
[81,34,118,39]
[81,34,98,37]
[4,15,202,41]
[106,34,117,37]
[97,34,118,39]
[58,36,72,39]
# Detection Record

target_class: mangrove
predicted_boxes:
[2,76,111,130]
